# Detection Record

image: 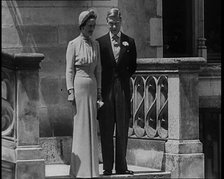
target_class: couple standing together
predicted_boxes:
[66,7,137,178]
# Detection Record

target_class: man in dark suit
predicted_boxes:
[97,8,137,175]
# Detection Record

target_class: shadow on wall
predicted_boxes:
[39,77,74,137]
[4,0,78,137]
[5,0,38,52]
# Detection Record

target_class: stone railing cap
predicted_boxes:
[2,52,44,70]
[14,53,45,61]
[137,57,206,71]
[137,57,206,65]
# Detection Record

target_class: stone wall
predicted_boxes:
[2,0,161,137]
[118,0,163,58]
[199,63,221,108]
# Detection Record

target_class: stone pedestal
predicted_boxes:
[14,53,45,179]
[163,58,206,178]
[2,52,45,179]
[165,140,204,178]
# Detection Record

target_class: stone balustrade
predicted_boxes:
[128,57,206,178]
[129,67,168,139]
[1,52,45,179]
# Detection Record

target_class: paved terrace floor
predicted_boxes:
[45,164,170,178]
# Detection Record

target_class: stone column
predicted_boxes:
[193,0,207,59]
[164,57,206,178]
[198,37,207,59]
[14,53,45,179]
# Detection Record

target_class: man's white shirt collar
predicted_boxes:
[109,31,121,40]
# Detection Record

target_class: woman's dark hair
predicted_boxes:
[79,14,96,30]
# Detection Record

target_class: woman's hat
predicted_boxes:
[79,9,97,27]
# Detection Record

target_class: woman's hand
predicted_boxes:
[67,89,75,102]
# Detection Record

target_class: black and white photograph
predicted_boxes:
[2,0,221,178]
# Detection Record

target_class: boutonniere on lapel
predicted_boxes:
[122,41,129,47]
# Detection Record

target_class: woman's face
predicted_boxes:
[81,18,96,37]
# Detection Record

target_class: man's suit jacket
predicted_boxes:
[97,32,137,117]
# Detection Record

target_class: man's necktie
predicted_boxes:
[112,35,120,61]
[112,35,120,47]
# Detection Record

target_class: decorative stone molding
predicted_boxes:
[198,37,207,59]
[129,74,168,139]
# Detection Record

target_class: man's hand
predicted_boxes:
[97,88,104,108]
[97,100,104,108]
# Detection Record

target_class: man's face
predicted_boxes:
[107,17,121,35]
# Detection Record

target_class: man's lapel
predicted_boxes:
[117,33,126,64]
[105,33,116,65]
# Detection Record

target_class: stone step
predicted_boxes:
[45,164,171,179]
[42,137,170,178]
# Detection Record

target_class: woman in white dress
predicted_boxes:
[65,9,102,178]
